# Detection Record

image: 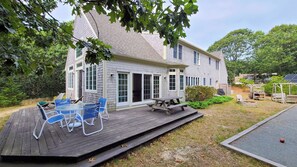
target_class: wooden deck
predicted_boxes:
[0,106,203,166]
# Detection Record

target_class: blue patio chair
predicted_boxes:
[55,98,75,127]
[33,103,70,139]
[76,103,103,136]
[97,97,109,120]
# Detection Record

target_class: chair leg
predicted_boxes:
[82,115,103,136]
[101,108,109,120]
[33,119,47,140]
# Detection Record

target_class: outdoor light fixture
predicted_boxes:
[110,73,114,77]
[164,76,166,79]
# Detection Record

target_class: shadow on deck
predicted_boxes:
[0,106,203,166]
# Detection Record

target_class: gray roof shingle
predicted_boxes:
[84,11,168,64]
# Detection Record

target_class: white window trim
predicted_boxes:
[85,64,97,93]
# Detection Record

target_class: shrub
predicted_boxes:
[0,77,27,107]
[185,86,216,101]
[264,76,287,95]
[239,78,254,86]
[187,96,233,109]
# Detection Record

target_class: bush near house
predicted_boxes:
[188,96,233,109]
[185,86,217,102]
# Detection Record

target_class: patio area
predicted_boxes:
[0,106,202,166]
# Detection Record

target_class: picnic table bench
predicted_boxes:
[148,96,187,115]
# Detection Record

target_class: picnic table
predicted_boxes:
[148,96,187,115]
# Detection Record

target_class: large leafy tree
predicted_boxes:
[1,0,198,74]
[207,29,264,83]
[254,24,297,75]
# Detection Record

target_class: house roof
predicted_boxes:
[84,11,174,65]
[83,11,216,65]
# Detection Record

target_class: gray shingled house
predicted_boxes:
[65,11,228,111]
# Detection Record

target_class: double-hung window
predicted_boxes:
[178,45,182,60]
[173,44,183,60]
[68,66,74,89]
[209,57,211,65]
[194,51,197,64]
[173,45,178,58]
[85,64,97,91]
[76,46,83,59]
[203,78,206,86]
[216,60,220,70]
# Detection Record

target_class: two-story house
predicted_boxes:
[66,10,228,111]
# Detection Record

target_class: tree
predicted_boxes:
[254,24,297,75]
[0,21,71,100]
[1,0,198,73]
[207,29,264,83]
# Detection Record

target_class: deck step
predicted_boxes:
[76,112,203,167]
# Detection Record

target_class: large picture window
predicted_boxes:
[118,73,128,103]
[85,64,97,91]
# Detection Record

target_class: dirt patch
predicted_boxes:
[160,146,201,164]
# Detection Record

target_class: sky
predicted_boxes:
[51,0,297,50]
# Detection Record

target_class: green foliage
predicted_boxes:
[187,96,233,109]
[185,86,217,102]
[263,76,287,95]
[254,25,297,75]
[239,78,254,86]
[264,76,297,95]
[0,21,69,99]
[208,25,297,84]
[0,77,26,107]
[1,0,198,70]
[207,29,264,83]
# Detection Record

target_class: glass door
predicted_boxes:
[133,74,142,102]
[118,73,129,105]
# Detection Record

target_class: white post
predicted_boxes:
[280,84,285,104]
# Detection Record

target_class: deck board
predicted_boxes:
[0,106,202,165]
